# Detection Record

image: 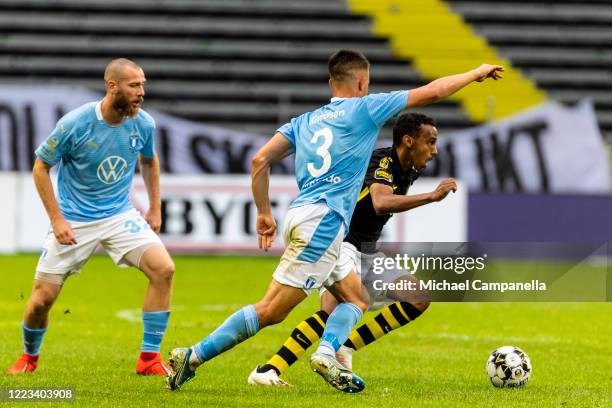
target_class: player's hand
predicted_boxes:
[474,64,504,82]
[145,208,162,234]
[52,218,77,245]
[430,178,457,202]
[256,212,277,252]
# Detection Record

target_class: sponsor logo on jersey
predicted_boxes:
[374,169,393,182]
[303,174,342,189]
[97,155,128,184]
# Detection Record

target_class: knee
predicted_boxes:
[29,292,55,315]
[159,261,175,281]
[254,301,288,328]
[149,261,175,284]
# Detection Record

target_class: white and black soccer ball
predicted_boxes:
[486,346,532,388]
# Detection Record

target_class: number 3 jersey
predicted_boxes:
[35,101,156,222]
[277,91,408,230]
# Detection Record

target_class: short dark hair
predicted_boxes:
[328,49,370,82]
[393,112,436,147]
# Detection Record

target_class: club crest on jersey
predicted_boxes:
[97,155,128,184]
[129,134,139,151]
[379,156,391,169]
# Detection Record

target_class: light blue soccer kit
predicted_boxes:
[23,101,168,357]
[36,101,155,221]
[275,91,409,356]
[273,92,409,291]
[35,101,162,272]
[192,91,408,366]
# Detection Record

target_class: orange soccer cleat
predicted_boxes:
[7,353,39,375]
[136,352,172,376]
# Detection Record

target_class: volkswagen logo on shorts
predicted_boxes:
[97,156,128,184]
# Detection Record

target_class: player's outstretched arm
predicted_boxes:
[251,133,293,251]
[32,157,77,245]
[370,178,457,215]
[406,64,504,108]
[139,153,162,234]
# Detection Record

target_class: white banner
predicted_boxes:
[423,100,611,193]
[0,173,17,253]
[0,85,291,174]
[0,86,608,193]
[9,174,466,253]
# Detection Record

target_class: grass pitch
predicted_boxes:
[0,255,610,407]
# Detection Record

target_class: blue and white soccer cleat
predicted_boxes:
[166,347,197,391]
[336,345,354,371]
[310,352,365,393]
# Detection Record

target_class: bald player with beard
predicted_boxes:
[7,58,175,377]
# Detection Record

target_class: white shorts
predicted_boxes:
[324,242,409,311]
[273,203,345,295]
[36,209,163,276]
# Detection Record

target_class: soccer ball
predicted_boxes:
[486,346,532,388]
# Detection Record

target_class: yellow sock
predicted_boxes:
[345,302,423,350]
[262,310,328,375]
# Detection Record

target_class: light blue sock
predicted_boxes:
[193,305,259,363]
[318,303,363,354]
[22,323,47,356]
[142,311,170,353]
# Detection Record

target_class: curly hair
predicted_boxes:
[393,112,436,147]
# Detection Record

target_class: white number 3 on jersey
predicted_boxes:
[307,128,333,177]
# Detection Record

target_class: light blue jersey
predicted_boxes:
[35,101,155,222]
[278,91,408,229]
